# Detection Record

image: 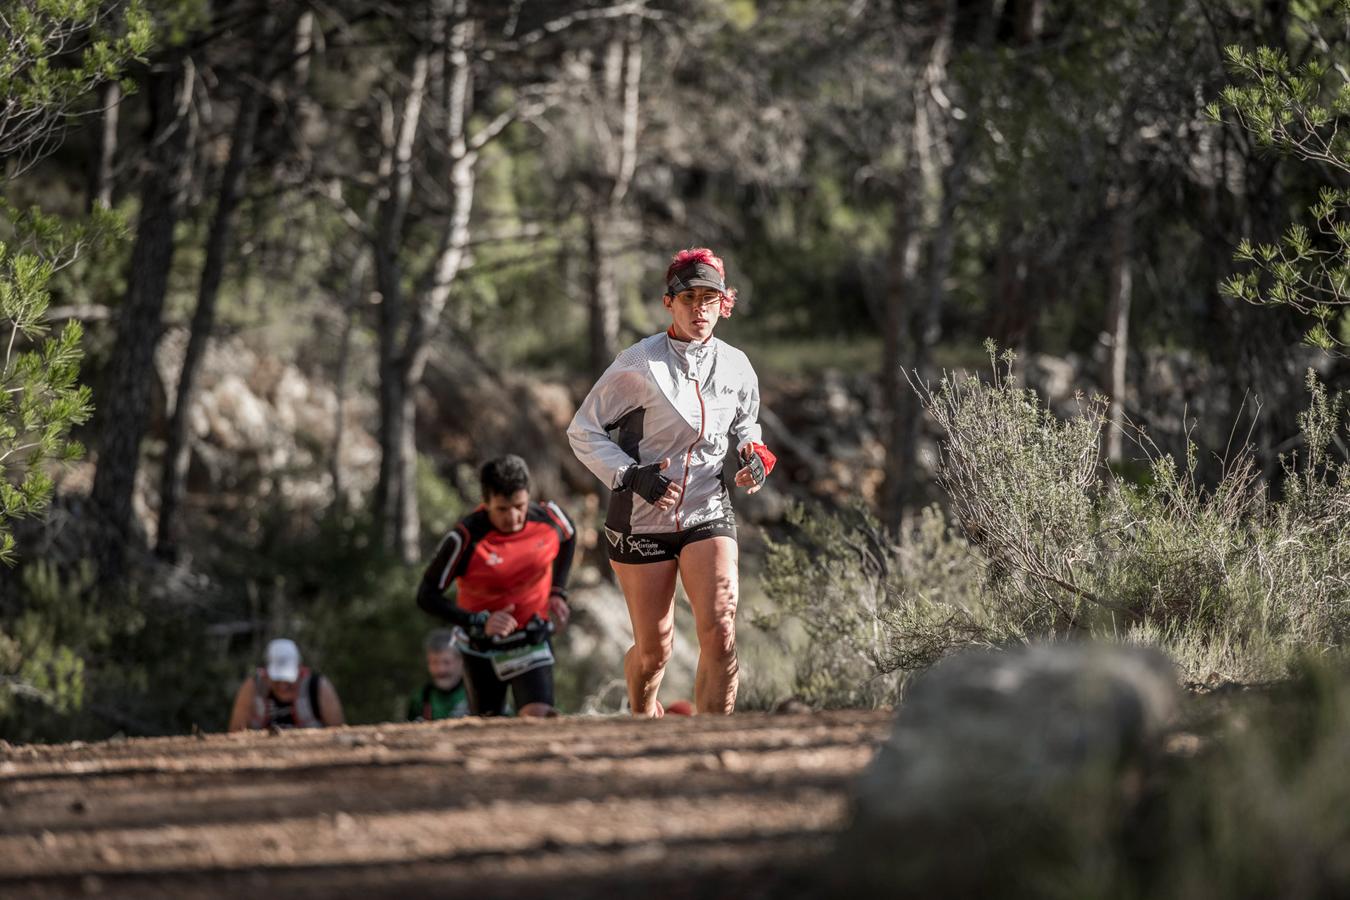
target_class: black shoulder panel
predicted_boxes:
[460,508,493,542]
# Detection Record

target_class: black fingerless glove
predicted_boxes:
[622,462,672,504]
[743,450,766,486]
[465,610,489,639]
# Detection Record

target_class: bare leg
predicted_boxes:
[678,536,739,714]
[612,558,679,716]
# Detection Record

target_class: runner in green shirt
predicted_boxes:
[407,629,470,721]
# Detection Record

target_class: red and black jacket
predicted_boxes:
[416,501,576,629]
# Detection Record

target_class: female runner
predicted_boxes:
[568,247,776,715]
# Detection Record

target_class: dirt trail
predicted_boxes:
[0,711,888,899]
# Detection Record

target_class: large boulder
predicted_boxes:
[838,642,1179,897]
[152,327,379,518]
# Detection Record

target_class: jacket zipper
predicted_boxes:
[672,375,704,530]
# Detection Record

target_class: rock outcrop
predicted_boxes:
[153,328,380,518]
[839,642,1179,897]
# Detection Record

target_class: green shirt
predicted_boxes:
[407,680,470,721]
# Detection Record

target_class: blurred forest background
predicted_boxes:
[3,0,1350,742]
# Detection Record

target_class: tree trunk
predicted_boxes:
[923,140,966,349]
[371,51,429,553]
[880,167,923,530]
[899,100,967,524]
[374,243,408,550]
[383,6,485,564]
[395,377,420,559]
[985,0,1042,368]
[155,69,265,559]
[587,11,642,380]
[990,233,1031,357]
[395,29,478,564]
[1103,200,1132,465]
[330,249,368,515]
[87,80,120,210]
[91,59,196,578]
[880,4,951,531]
[587,213,620,377]
[1014,0,1043,44]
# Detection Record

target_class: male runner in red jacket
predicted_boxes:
[416,455,575,717]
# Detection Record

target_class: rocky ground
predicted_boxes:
[0,711,888,899]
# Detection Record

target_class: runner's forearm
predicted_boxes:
[551,530,576,595]
[567,367,646,488]
[416,579,476,628]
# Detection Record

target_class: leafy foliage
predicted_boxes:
[765,352,1350,706]
[0,0,153,172]
[0,562,96,719]
[0,220,106,565]
[0,560,150,740]
[757,502,899,708]
[0,0,155,722]
[1157,659,1350,899]
[9,0,1350,741]
[1213,14,1350,351]
[757,501,988,708]
[0,0,153,566]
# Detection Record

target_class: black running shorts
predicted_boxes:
[603,514,737,565]
[461,648,554,716]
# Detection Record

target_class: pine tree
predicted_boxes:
[0,1,153,564]
[1214,4,1350,352]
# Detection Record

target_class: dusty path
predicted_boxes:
[0,711,888,899]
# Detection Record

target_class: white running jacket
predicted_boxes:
[568,332,763,533]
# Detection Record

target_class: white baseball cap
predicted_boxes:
[265,638,302,683]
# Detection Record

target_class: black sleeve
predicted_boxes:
[552,532,576,596]
[540,501,577,596]
[416,522,477,627]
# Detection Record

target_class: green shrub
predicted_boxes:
[757,502,986,708]
[1144,658,1350,899]
[923,351,1347,682]
[0,0,153,564]
[765,349,1350,704]
[0,561,99,721]
[0,559,221,743]
[757,502,895,708]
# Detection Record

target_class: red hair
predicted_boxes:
[666,247,737,318]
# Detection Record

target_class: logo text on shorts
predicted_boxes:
[625,535,665,557]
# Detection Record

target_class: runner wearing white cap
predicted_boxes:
[227,638,346,731]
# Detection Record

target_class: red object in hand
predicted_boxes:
[665,700,694,716]
[746,442,776,475]
[742,443,776,484]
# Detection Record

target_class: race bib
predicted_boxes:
[490,641,554,681]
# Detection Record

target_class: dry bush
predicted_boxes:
[757,503,990,708]
[764,348,1350,705]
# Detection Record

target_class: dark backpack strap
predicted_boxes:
[309,672,323,719]
[422,683,434,721]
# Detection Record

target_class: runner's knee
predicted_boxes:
[634,641,673,673]
[697,612,737,659]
